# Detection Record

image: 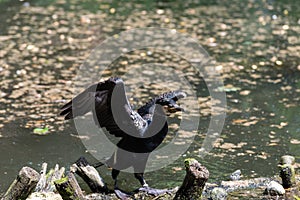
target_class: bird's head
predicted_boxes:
[155,91,186,113]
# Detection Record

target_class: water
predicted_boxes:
[0,0,299,193]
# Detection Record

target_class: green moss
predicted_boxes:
[54,177,68,185]
[54,177,77,199]
[45,169,54,179]
[184,158,197,168]
[294,195,300,200]
[65,187,74,197]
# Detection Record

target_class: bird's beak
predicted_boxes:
[167,103,184,113]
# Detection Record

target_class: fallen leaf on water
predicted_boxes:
[236,142,247,148]
[245,150,255,155]
[219,142,237,151]
[216,85,241,92]
[70,134,90,140]
[172,167,182,173]
[268,143,278,146]
[232,118,258,126]
[280,122,288,127]
[280,86,292,91]
[232,119,248,124]
[239,90,251,96]
[290,139,300,144]
[267,79,282,84]
[9,89,26,99]
[256,152,269,159]
[271,122,288,129]
[33,127,49,135]
[242,120,258,126]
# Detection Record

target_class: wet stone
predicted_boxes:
[210,187,227,200]
[264,181,285,196]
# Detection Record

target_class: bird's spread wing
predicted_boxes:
[60,77,147,137]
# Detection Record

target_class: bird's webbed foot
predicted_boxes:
[114,187,133,200]
[138,185,173,196]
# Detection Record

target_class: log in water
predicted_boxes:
[174,158,209,200]
[1,167,40,200]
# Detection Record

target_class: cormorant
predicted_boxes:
[60,77,186,198]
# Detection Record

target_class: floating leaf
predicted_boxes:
[33,127,49,135]
[216,85,241,92]
[239,90,251,96]
[219,142,236,150]
[232,119,247,124]
[243,41,253,45]
[172,167,183,173]
[290,139,300,144]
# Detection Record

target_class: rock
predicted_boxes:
[210,187,227,200]
[27,192,63,200]
[264,181,285,196]
[230,169,241,181]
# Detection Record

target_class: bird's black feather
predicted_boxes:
[60,77,186,189]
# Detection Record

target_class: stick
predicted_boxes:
[2,167,40,200]
[72,157,107,193]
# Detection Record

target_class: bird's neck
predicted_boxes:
[137,99,156,116]
[138,97,165,123]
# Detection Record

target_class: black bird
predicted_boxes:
[60,77,186,198]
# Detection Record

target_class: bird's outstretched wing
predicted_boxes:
[60,77,147,137]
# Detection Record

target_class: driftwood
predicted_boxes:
[279,164,295,189]
[174,158,209,200]
[54,172,84,200]
[71,157,108,193]
[5,155,299,200]
[279,155,296,189]
[1,167,40,200]
[35,163,48,192]
[35,163,65,192]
